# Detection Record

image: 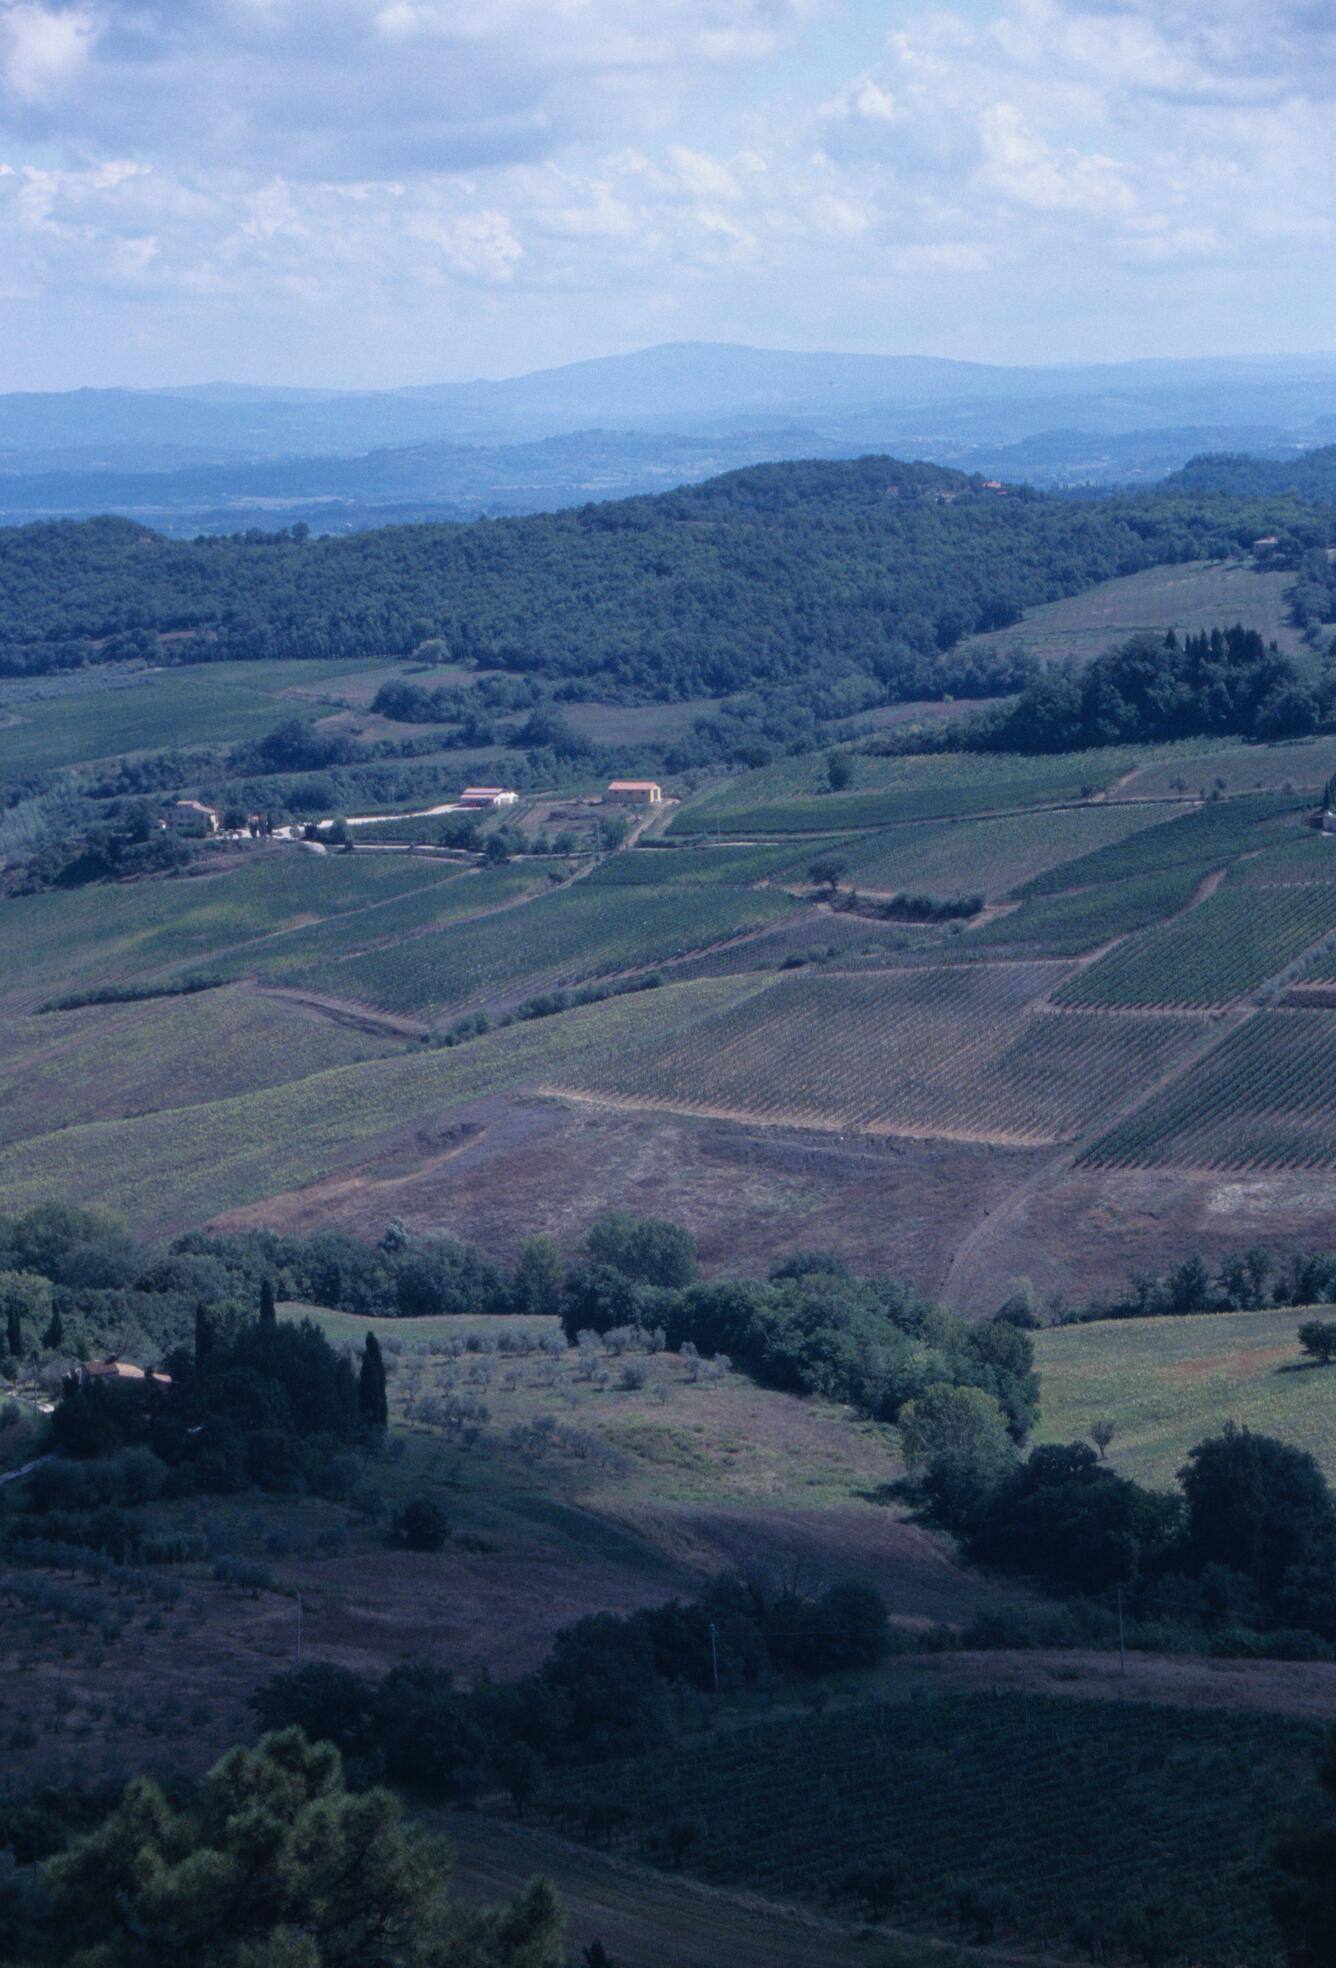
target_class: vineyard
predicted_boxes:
[549,966,1205,1145]
[285,880,793,1017]
[1080,1007,1336,1168]
[1023,792,1306,898]
[1057,883,1336,1007]
[661,911,934,981]
[0,850,475,1003]
[548,1692,1318,1965]
[585,842,805,887]
[966,865,1203,956]
[820,802,1170,902]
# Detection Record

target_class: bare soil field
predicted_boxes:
[214,1090,1036,1289]
[900,1646,1336,1722]
[939,1164,1336,1312]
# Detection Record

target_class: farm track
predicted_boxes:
[253,986,429,1042]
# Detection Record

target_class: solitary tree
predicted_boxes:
[808,855,848,891]
[43,1301,64,1352]
[259,1276,278,1327]
[1090,1418,1118,1459]
[825,750,854,792]
[359,1331,389,1430]
[1299,1319,1336,1366]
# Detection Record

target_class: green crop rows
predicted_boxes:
[553,966,1203,1145]
[288,880,793,1018]
[1024,792,1306,897]
[1082,1007,1336,1169]
[821,802,1170,901]
[1058,883,1336,1007]
[966,865,1203,956]
[550,1691,1316,1966]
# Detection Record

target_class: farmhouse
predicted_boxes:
[69,1358,171,1389]
[606,780,664,806]
[458,787,519,810]
[165,798,222,833]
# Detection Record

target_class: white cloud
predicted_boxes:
[0,0,1334,381]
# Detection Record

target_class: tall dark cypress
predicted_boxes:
[6,1303,21,1360]
[43,1302,63,1351]
[259,1277,277,1327]
[359,1332,388,1429]
[194,1302,213,1365]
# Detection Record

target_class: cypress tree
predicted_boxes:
[259,1277,277,1327]
[6,1303,21,1360]
[43,1302,63,1351]
[359,1332,388,1430]
[194,1302,213,1365]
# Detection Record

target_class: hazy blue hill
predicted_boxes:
[1169,444,1336,503]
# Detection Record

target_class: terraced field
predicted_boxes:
[1081,1007,1336,1169]
[1034,1308,1336,1487]
[1058,883,1336,1007]
[288,880,793,1018]
[551,966,1205,1146]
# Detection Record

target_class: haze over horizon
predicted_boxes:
[2,0,1334,392]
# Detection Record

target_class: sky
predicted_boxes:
[0,0,1334,389]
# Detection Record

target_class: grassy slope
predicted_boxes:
[953,557,1308,671]
[0,853,474,1004]
[0,988,406,1149]
[1034,1308,1336,1486]
[0,975,760,1228]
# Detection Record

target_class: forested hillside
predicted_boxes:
[1170,444,1336,503]
[0,457,1325,698]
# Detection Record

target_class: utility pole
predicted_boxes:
[1116,1583,1126,1677]
[709,1621,719,1696]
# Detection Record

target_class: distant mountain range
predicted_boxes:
[3,341,1336,534]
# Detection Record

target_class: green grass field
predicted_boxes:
[552,966,1205,1146]
[1034,1308,1336,1486]
[0,987,406,1149]
[954,557,1307,672]
[1058,883,1336,1007]
[1081,1007,1336,1169]
[0,657,388,776]
[670,747,1159,836]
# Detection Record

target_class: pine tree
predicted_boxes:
[43,1302,63,1351]
[359,1332,388,1429]
[259,1277,277,1327]
[195,1302,214,1365]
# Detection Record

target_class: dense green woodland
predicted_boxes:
[0,458,1326,698]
